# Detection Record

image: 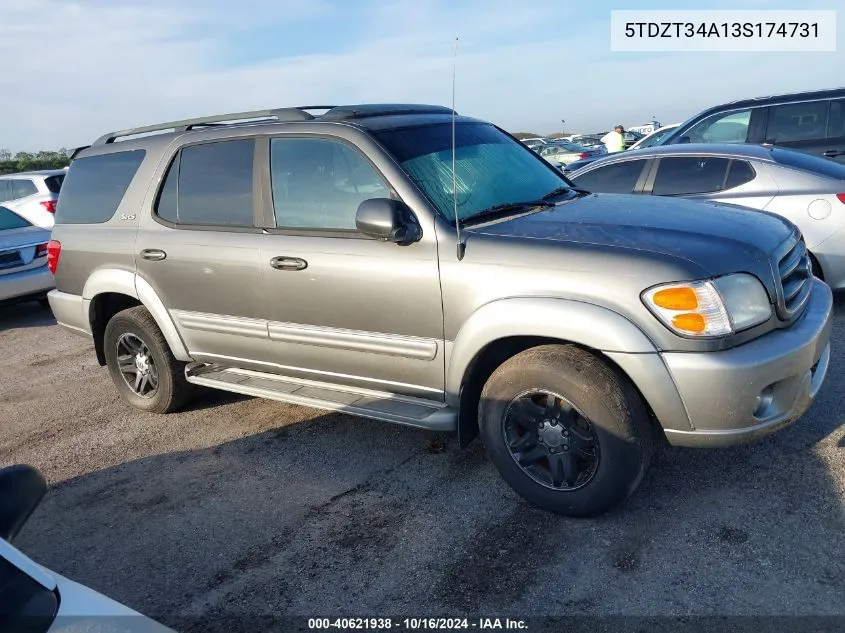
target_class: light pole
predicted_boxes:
[561,119,566,136]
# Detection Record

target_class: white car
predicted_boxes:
[0,206,54,305]
[0,465,173,632]
[628,124,681,151]
[0,169,66,229]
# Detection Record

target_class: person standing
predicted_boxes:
[601,125,625,153]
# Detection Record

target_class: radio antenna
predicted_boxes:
[451,37,465,261]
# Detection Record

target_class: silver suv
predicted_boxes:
[47,104,833,516]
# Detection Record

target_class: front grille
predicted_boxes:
[775,235,812,321]
[0,250,23,271]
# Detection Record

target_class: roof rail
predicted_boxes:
[320,104,456,121]
[91,105,338,146]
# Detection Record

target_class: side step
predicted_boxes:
[185,365,458,432]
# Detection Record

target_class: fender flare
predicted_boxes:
[82,268,191,361]
[446,297,692,436]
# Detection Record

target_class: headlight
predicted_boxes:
[642,273,772,338]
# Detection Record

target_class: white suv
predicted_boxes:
[0,169,66,228]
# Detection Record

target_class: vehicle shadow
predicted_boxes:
[0,300,55,330]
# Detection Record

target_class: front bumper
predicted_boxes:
[662,279,833,448]
[0,265,54,302]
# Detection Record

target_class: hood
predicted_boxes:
[469,193,795,279]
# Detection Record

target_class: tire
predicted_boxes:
[479,344,653,517]
[103,306,193,414]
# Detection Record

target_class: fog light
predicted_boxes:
[754,385,775,418]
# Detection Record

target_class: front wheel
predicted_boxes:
[103,306,193,414]
[479,344,653,517]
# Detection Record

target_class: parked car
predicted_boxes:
[569,143,845,290]
[0,205,54,306]
[622,130,644,149]
[521,137,552,149]
[661,87,845,163]
[537,141,605,166]
[0,464,173,632]
[563,126,682,174]
[0,170,66,228]
[48,103,831,517]
[628,124,680,150]
[568,134,605,150]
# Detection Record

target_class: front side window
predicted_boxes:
[826,99,845,139]
[269,137,389,230]
[374,122,568,223]
[652,157,730,195]
[156,139,254,227]
[570,159,648,194]
[766,100,829,143]
[0,180,11,203]
[682,110,752,144]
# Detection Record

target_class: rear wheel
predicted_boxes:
[479,344,653,517]
[104,306,193,413]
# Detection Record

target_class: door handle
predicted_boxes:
[270,256,308,271]
[823,150,844,158]
[141,249,167,262]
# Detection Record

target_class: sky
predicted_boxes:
[1,0,843,151]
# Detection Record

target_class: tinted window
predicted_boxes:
[43,175,64,193]
[0,180,10,203]
[270,137,389,230]
[682,110,752,144]
[766,100,829,143]
[375,123,569,222]
[636,127,677,149]
[155,140,254,226]
[724,160,756,189]
[10,180,37,199]
[827,99,845,139]
[651,157,729,195]
[55,150,145,224]
[772,147,845,180]
[0,206,31,230]
[571,160,647,194]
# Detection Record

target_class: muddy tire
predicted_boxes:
[104,306,193,414]
[479,344,653,517]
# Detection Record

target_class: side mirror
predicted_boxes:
[356,198,422,244]
[0,464,47,542]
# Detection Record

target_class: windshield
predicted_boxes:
[638,127,677,149]
[0,206,30,230]
[375,122,569,222]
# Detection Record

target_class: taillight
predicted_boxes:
[578,153,589,159]
[837,193,845,204]
[35,243,49,258]
[47,240,61,274]
[40,200,57,214]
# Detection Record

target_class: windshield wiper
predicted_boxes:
[460,200,554,227]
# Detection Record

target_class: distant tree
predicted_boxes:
[510,131,543,139]
[0,149,70,175]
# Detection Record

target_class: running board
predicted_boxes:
[185,364,458,432]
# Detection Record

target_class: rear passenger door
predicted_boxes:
[645,156,775,209]
[135,138,266,363]
[569,159,651,194]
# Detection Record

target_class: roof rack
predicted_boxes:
[91,105,338,146]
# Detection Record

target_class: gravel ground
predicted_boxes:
[2,298,845,631]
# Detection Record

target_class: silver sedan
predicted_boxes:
[569,143,845,289]
[0,205,54,304]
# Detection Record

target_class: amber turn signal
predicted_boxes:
[652,287,698,311]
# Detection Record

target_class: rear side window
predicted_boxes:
[766,100,829,143]
[43,175,64,193]
[10,180,37,199]
[156,139,254,227]
[55,150,145,224]
[828,99,845,139]
[652,157,730,195]
[571,160,648,194]
[0,206,31,230]
[724,160,756,189]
